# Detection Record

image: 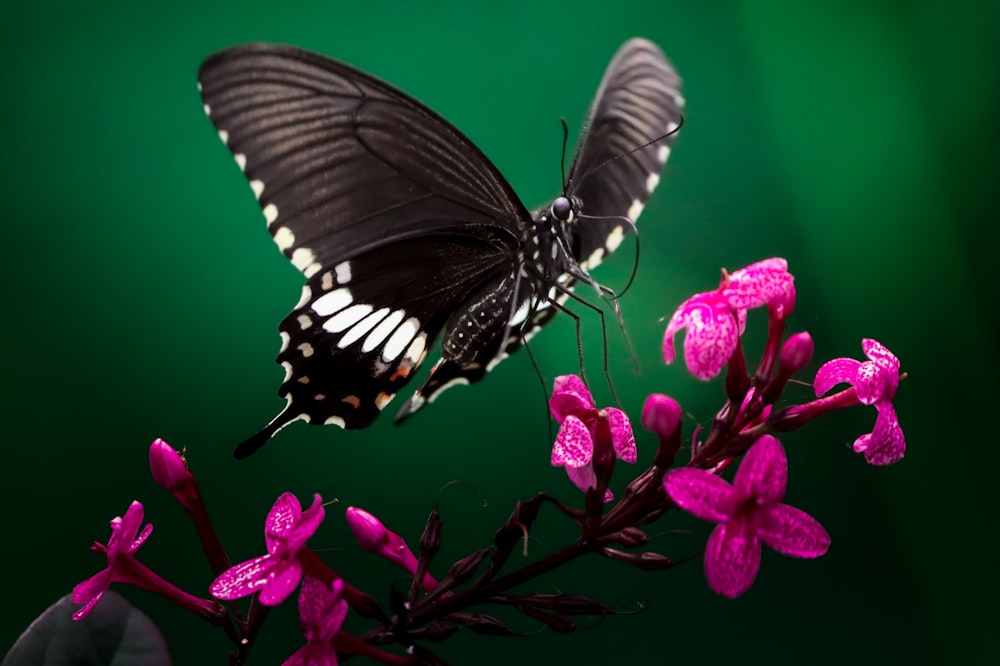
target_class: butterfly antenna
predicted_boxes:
[573,115,684,187]
[559,117,570,193]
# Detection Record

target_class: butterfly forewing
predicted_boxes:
[567,38,684,270]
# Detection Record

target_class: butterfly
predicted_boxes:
[198,37,683,458]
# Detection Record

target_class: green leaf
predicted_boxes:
[3,592,171,666]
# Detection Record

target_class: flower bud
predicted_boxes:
[643,394,683,469]
[780,331,814,373]
[642,394,682,438]
[345,507,390,553]
[149,438,194,491]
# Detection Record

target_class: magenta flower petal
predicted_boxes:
[265,492,304,550]
[704,517,761,599]
[665,436,829,598]
[287,495,326,554]
[732,434,786,504]
[551,415,593,467]
[605,408,637,463]
[681,302,740,380]
[862,338,899,370]
[565,464,613,501]
[549,374,595,420]
[565,463,597,493]
[813,357,861,396]
[71,570,112,620]
[209,554,275,599]
[755,503,831,558]
[260,557,304,606]
[855,402,905,465]
[855,360,891,405]
[663,468,738,523]
[725,258,793,310]
[283,646,339,666]
[814,339,905,465]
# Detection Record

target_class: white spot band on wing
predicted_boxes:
[338,308,389,349]
[312,288,352,317]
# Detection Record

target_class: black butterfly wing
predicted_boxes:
[567,38,684,271]
[394,38,684,420]
[198,44,533,456]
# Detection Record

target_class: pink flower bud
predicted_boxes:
[345,507,390,553]
[149,438,195,492]
[641,394,682,438]
[780,331,814,373]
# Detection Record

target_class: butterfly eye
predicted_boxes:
[551,196,573,221]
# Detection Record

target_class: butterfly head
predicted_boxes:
[550,195,575,223]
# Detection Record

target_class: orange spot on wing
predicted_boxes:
[341,395,361,408]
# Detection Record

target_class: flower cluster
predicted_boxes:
[29,257,906,665]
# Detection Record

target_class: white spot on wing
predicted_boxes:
[313,288,352,317]
[375,392,395,410]
[297,314,313,329]
[324,415,346,428]
[203,103,210,115]
[338,307,389,348]
[321,272,335,291]
[657,145,671,163]
[646,172,660,193]
[429,377,470,403]
[295,286,312,309]
[281,361,293,383]
[486,352,509,372]
[291,248,316,273]
[383,317,420,361]
[335,261,351,284]
[362,309,405,353]
[510,300,531,327]
[218,129,229,144]
[263,203,279,226]
[607,225,626,253]
[298,343,314,357]
[304,262,321,278]
[627,198,644,221]
[404,333,427,364]
[324,304,373,334]
[667,120,680,133]
[585,247,605,269]
[279,330,290,353]
[235,153,247,171]
[273,226,295,251]
[251,180,265,199]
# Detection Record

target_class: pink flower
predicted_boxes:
[282,577,348,666]
[664,435,830,598]
[210,493,325,606]
[345,507,438,591]
[549,375,636,502]
[814,338,904,465]
[663,258,794,380]
[72,501,153,620]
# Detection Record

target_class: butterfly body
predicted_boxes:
[198,39,683,457]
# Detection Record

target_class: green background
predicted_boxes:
[3,1,997,664]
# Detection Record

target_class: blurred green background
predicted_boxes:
[3,0,997,664]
